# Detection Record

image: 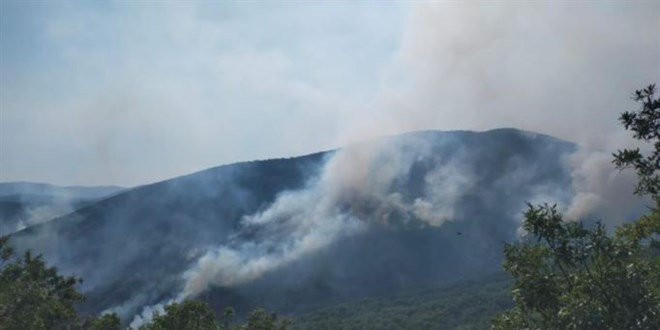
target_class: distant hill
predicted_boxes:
[0,182,125,199]
[0,182,125,234]
[9,129,575,323]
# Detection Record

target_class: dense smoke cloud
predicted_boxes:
[129,135,482,327]
[349,2,659,223]
[126,3,659,326]
[177,136,471,295]
[3,2,658,327]
[564,149,645,222]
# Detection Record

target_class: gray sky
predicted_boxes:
[1,1,659,186]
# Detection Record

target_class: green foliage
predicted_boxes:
[241,307,291,330]
[0,235,85,330]
[492,205,660,329]
[1,234,288,330]
[87,312,122,330]
[0,235,123,330]
[138,300,290,330]
[613,84,660,200]
[495,85,660,329]
[222,306,236,329]
[293,273,513,330]
[0,235,12,261]
[139,300,221,330]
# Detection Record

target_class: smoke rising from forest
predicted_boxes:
[129,135,484,327]
[178,136,477,296]
[2,2,658,328]
[350,2,658,222]
[125,3,659,326]
[175,4,658,300]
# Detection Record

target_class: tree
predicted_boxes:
[139,300,221,330]
[613,84,660,201]
[0,235,121,330]
[240,307,291,330]
[0,235,85,329]
[86,312,122,330]
[1,234,289,330]
[493,85,660,329]
[492,205,659,329]
[138,302,291,330]
[222,306,236,329]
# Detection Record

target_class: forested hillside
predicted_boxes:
[291,272,512,330]
[8,129,574,323]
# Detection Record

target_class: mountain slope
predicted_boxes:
[10,129,575,322]
[290,272,513,330]
[0,182,125,199]
[0,182,125,234]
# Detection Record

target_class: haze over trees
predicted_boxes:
[0,235,88,329]
[0,234,289,330]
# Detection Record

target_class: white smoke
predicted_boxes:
[411,158,475,226]
[177,136,468,300]
[355,2,658,224]
[0,204,76,235]
[130,137,461,327]
[564,147,648,223]
[179,198,364,299]
[128,298,176,329]
[123,2,658,325]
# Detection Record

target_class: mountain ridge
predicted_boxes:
[8,128,576,323]
[0,182,127,235]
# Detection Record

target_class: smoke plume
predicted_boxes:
[130,5,659,323]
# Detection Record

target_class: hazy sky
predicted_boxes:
[1,1,659,186]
